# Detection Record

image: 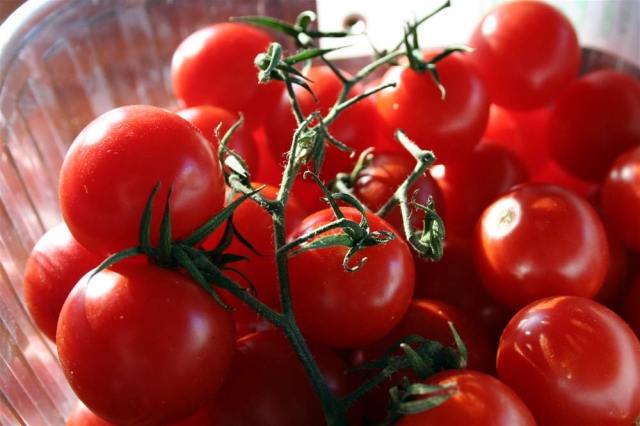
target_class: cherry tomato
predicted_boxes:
[23,222,103,342]
[394,370,536,426]
[376,50,490,164]
[497,296,640,425]
[59,105,225,256]
[547,69,640,183]
[431,143,529,238]
[474,182,609,311]
[351,150,446,237]
[175,105,259,176]
[413,237,513,345]
[466,0,581,110]
[208,330,362,425]
[171,22,283,130]
[350,298,498,424]
[287,207,415,348]
[56,261,236,426]
[263,64,379,180]
[601,145,640,252]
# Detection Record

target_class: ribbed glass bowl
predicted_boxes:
[0,0,637,425]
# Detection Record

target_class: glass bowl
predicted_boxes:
[0,0,637,425]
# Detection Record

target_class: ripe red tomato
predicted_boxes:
[351,150,446,237]
[175,105,259,176]
[431,143,529,238]
[413,236,513,345]
[394,370,536,426]
[350,298,498,424]
[57,261,236,426]
[474,182,609,311]
[263,64,380,180]
[376,50,490,164]
[170,22,283,130]
[23,222,103,342]
[208,330,362,425]
[497,296,640,425]
[600,145,640,252]
[466,0,581,110]
[547,69,640,183]
[287,207,415,348]
[58,105,225,256]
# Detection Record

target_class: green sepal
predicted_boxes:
[448,321,468,368]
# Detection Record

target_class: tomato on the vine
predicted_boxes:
[375,49,490,164]
[58,105,225,257]
[474,182,609,311]
[57,260,236,426]
[394,370,536,426]
[287,207,415,348]
[23,222,103,342]
[465,0,581,110]
[497,296,640,425]
[171,22,283,130]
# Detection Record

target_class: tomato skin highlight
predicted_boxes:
[474,182,609,311]
[497,296,640,426]
[466,0,581,110]
[57,261,236,426]
[287,207,415,348]
[59,105,225,257]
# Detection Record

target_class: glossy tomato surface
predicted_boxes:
[57,261,236,426]
[497,296,640,425]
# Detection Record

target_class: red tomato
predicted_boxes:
[23,222,103,342]
[351,150,446,237]
[175,105,259,176]
[547,69,640,183]
[394,370,536,426]
[413,237,513,345]
[376,50,490,164]
[171,22,283,130]
[350,299,498,425]
[56,261,236,426]
[263,64,379,180]
[601,145,640,252]
[431,143,529,238]
[59,105,225,256]
[201,183,308,337]
[497,296,640,425]
[287,207,415,348]
[466,0,581,110]
[474,182,609,311]
[208,330,362,425]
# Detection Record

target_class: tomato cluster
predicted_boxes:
[21,1,640,425]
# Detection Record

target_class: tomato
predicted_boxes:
[547,69,640,183]
[23,221,103,342]
[350,299,498,424]
[263,64,380,180]
[394,370,536,426]
[201,183,308,337]
[431,143,529,238]
[413,237,513,345]
[376,50,490,164]
[287,207,415,348]
[208,330,362,425]
[170,22,283,130]
[497,296,640,425]
[56,261,236,426]
[474,182,609,312]
[59,105,225,257]
[351,150,446,237]
[175,105,259,176]
[600,145,640,252]
[466,0,581,110]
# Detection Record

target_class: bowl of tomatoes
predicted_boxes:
[1,0,639,425]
